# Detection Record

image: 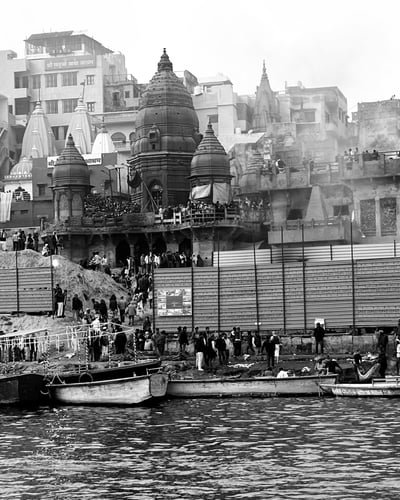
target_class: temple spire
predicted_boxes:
[157,48,173,72]
[262,59,269,80]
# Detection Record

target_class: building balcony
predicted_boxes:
[341,156,400,180]
[268,217,362,245]
[259,163,341,191]
[48,206,261,235]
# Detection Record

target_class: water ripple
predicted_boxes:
[0,399,400,498]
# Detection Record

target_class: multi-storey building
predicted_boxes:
[0,31,137,163]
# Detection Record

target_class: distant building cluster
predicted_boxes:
[0,30,399,267]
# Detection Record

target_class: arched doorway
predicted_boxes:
[179,237,192,265]
[115,239,130,267]
[152,236,166,256]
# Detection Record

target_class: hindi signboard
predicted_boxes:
[45,55,96,71]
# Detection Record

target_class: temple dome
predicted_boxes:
[190,122,231,179]
[52,134,90,187]
[133,49,199,154]
[8,157,32,178]
[92,122,115,155]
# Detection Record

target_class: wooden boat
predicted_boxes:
[320,377,400,397]
[47,370,168,405]
[0,373,46,405]
[166,373,338,398]
[57,358,161,384]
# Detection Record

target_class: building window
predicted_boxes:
[45,74,58,88]
[15,98,30,115]
[62,72,78,87]
[208,114,219,124]
[31,75,41,89]
[14,74,29,89]
[87,102,95,112]
[62,125,69,139]
[381,198,397,236]
[46,100,59,114]
[112,92,120,107]
[86,75,95,85]
[333,205,349,216]
[51,127,59,140]
[8,105,13,114]
[360,199,376,237]
[303,110,316,122]
[125,91,130,99]
[62,99,78,113]
[287,208,303,220]
[37,184,47,196]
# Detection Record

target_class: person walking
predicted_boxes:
[246,331,255,355]
[71,294,83,322]
[233,327,242,357]
[262,333,279,370]
[195,334,207,371]
[215,333,227,365]
[0,229,7,251]
[155,329,167,356]
[127,300,136,326]
[118,296,127,324]
[178,326,189,354]
[55,285,64,318]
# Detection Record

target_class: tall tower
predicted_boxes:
[129,49,201,209]
[52,134,91,223]
[252,61,280,132]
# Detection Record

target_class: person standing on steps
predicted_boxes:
[313,322,325,354]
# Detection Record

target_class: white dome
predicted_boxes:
[9,157,32,177]
[92,123,116,155]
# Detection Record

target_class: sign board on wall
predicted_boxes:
[47,154,102,168]
[45,55,96,71]
[157,288,192,316]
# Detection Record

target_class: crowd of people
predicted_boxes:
[178,326,282,371]
[0,228,62,256]
[80,194,268,226]
[83,194,141,218]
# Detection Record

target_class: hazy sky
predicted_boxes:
[2,0,399,115]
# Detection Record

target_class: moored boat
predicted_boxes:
[320,377,400,397]
[0,373,46,405]
[167,373,338,398]
[47,370,168,405]
[58,358,161,384]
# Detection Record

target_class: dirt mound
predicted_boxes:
[0,249,128,310]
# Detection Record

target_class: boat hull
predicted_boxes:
[48,372,168,406]
[321,382,400,397]
[0,373,45,405]
[58,359,161,384]
[167,374,337,398]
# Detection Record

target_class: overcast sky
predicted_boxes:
[2,0,399,116]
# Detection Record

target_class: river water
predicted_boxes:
[1,397,399,499]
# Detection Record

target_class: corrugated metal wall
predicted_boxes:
[153,257,400,332]
[213,242,398,266]
[0,267,53,313]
